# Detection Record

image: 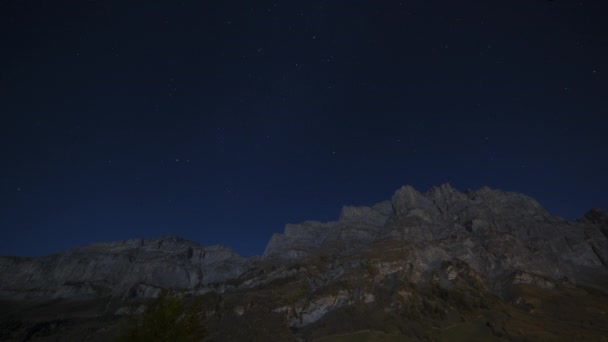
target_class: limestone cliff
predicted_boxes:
[1,184,607,341]
[264,184,607,290]
[0,236,249,300]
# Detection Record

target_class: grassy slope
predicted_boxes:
[2,282,608,341]
[316,330,418,342]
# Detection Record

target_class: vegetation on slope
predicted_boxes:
[116,290,207,342]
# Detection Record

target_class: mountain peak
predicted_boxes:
[1,183,607,341]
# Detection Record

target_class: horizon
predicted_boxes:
[2,182,602,258]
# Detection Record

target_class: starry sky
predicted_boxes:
[1,0,607,257]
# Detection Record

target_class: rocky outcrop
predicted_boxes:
[264,221,337,259]
[263,184,608,291]
[579,208,608,226]
[263,201,393,259]
[0,236,250,300]
[0,184,606,320]
[1,184,607,341]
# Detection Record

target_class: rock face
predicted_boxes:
[264,200,393,259]
[264,184,608,291]
[2,184,606,302]
[0,236,250,300]
[1,184,607,341]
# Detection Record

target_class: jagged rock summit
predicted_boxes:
[1,184,607,303]
[1,184,608,341]
[264,184,608,289]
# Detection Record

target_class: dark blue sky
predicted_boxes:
[1,0,607,257]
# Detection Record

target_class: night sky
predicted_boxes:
[1,0,607,257]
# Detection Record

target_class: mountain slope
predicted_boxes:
[1,184,607,341]
[0,236,249,301]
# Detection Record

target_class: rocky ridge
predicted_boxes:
[265,184,607,287]
[0,236,249,301]
[2,184,607,300]
[1,184,607,341]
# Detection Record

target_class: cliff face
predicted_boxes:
[2,184,607,301]
[264,184,608,289]
[263,200,393,259]
[0,236,250,300]
[1,184,607,341]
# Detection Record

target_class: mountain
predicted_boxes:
[1,184,607,341]
[0,236,249,301]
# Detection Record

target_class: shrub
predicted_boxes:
[116,290,207,342]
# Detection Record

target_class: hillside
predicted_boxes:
[1,184,607,341]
